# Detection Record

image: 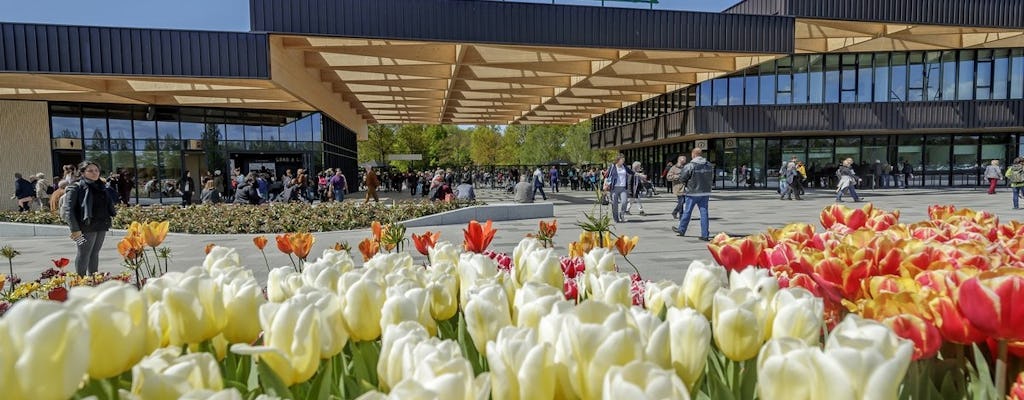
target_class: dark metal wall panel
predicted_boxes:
[789,0,1023,28]
[322,116,359,193]
[250,0,794,53]
[0,22,270,78]
[723,0,789,16]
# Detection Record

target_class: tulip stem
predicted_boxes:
[996,339,1008,397]
[259,250,271,271]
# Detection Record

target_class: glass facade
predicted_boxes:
[50,103,325,204]
[594,48,1024,130]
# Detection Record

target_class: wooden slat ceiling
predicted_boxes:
[279,35,780,125]
[0,74,312,112]
[796,18,1024,53]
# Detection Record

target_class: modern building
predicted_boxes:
[1,0,1023,208]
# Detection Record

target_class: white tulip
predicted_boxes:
[458,253,500,307]
[428,241,461,266]
[266,266,303,302]
[665,307,712,390]
[587,272,632,307]
[680,260,728,318]
[131,347,224,400]
[770,288,823,345]
[381,286,437,337]
[583,247,617,274]
[815,315,914,400]
[729,268,779,300]
[487,327,556,400]
[512,237,544,284]
[1,300,91,400]
[202,246,242,272]
[602,360,691,400]
[365,252,414,275]
[67,281,150,379]
[757,338,817,400]
[713,287,765,362]
[378,321,431,391]
[464,284,513,356]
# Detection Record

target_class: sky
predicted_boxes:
[3,0,741,31]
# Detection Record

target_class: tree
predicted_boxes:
[469,126,502,166]
[202,123,226,174]
[359,124,397,164]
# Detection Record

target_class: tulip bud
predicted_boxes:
[816,315,913,399]
[406,339,488,400]
[643,280,683,318]
[601,361,690,400]
[521,248,565,290]
[426,262,459,321]
[67,281,149,379]
[957,269,1024,341]
[584,247,617,274]
[513,238,544,283]
[513,282,569,329]
[713,287,766,362]
[681,260,728,318]
[627,307,672,369]
[266,267,303,303]
[556,300,644,399]
[487,327,556,400]
[381,286,436,337]
[458,253,500,307]
[338,270,387,342]
[148,268,227,346]
[131,347,224,400]
[464,284,513,356]
[770,288,823,345]
[666,307,712,390]
[428,241,461,266]
[1,300,91,400]
[587,272,632,307]
[377,321,431,391]
[757,338,817,400]
[215,271,265,345]
[231,297,322,387]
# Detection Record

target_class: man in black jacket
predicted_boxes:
[13,173,35,212]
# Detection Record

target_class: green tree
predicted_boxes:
[202,123,226,174]
[469,126,502,166]
[359,124,397,164]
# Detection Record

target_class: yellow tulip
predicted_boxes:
[666,307,712,390]
[681,260,728,318]
[464,283,513,356]
[131,347,223,400]
[643,280,683,318]
[602,360,691,400]
[770,288,823,345]
[1,300,90,400]
[457,252,500,307]
[380,286,437,337]
[294,288,348,359]
[487,327,556,400]
[426,262,459,321]
[627,307,672,369]
[586,272,632,307]
[231,298,322,387]
[142,221,170,248]
[814,315,913,400]
[338,270,386,341]
[757,338,817,400]
[713,287,765,362]
[67,281,149,379]
[147,268,226,346]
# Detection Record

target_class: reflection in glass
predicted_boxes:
[874,53,890,102]
[1012,49,1024,99]
[84,118,107,141]
[924,135,951,186]
[297,114,314,142]
[824,55,840,103]
[925,51,941,101]
[109,119,132,140]
[958,50,975,100]
[907,52,924,101]
[728,76,744,105]
[976,50,993,100]
[994,49,1009,100]
[941,51,957,100]
[86,149,111,174]
[136,150,159,199]
[891,52,907,101]
[157,120,179,142]
[809,55,824,103]
[744,75,759,105]
[51,117,81,139]
[857,54,873,102]
[792,55,808,104]
[180,122,204,140]
[759,63,775,104]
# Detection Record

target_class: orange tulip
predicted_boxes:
[289,233,315,260]
[358,237,379,262]
[928,295,986,345]
[927,204,958,221]
[204,243,216,255]
[998,221,1024,241]
[332,242,348,251]
[51,257,70,269]
[957,268,1024,341]
[568,241,587,258]
[883,314,943,360]
[463,220,496,253]
[141,221,170,248]
[614,235,639,257]
[126,221,143,236]
[706,233,762,272]
[275,234,293,255]
[371,221,384,243]
[118,237,140,260]
[539,220,558,238]
[253,236,269,250]
[411,231,440,256]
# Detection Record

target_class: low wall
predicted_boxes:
[402,203,554,228]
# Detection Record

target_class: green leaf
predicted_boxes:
[257,359,294,399]
[969,344,997,400]
[309,358,334,400]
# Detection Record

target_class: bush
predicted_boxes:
[0,201,481,234]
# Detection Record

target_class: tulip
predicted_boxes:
[406,339,488,400]
[757,338,818,400]
[464,219,497,253]
[177,388,246,400]
[67,281,150,379]
[680,260,728,318]
[928,295,985,345]
[487,327,556,400]
[513,283,570,330]
[275,234,293,255]
[584,247,617,274]
[412,231,440,256]
[377,321,431,391]
[665,307,711,390]
[293,288,349,358]
[1011,371,1024,400]
[555,300,644,400]
[512,238,544,282]
[131,347,224,400]
[815,314,914,400]
[643,280,683,318]
[707,233,763,272]
[540,219,558,237]
[202,246,241,272]
[215,272,265,344]
[119,233,144,260]
[729,267,780,300]
[614,235,639,257]
[253,236,268,250]
[1,300,90,400]
[146,268,226,346]
[365,251,414,275]
[231,297,321,387]
[602,360,690,400]
[381,286,437,337]
[464,283,513,356]
[301,255,347,292]
[713,287,766,362]
[458,252,500,307]
[266,266,303,302]
[820,203,874,231]
[587,272,632,307]
[882,313,942,360]
[141,221,170,248]
[426,262,459,321]
[288,232,315,261]
[52,257,69,269]
[770,288,823,345]
[428,240,461,266]
[339,270,387,341]
[519,248,565,290]
[957,268,1024,341]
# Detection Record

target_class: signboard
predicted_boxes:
[724,138,738,149]
[387,154,423,161]
[694,140,708,150]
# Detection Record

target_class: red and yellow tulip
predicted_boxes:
[253,236,268,250]
[614,235,639,257]
[957,268,1024,341]
[707,233,763,272]
[412,231,440,256]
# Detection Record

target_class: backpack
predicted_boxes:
[1010,165,1024,184]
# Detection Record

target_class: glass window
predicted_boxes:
[994,49,1009,100]
[135,149,158,200]
[83,116,107,142]
[180,122,204,140]
[157,120,179,142]
[924,51,941,101]
[728,76,744,105]
[874,53,890,102]
[133,119,156,140]
[698,81,711,106]
[263,125,280,141]
[807,137,834,172]
[86,149,111,174]
[976,50,993,100]
[297,114,314,142]
[857,54,873,103]
[958,50,975,100]
[924,135,951,186]
[941,51,957,100]
[279,120,297,142]
[245,125,262,142]
[792,55,808,104]
[312,113,323,142]
[108,119,132,141]
[890,52,908,101]
[1012,49,1024,99]
[51,116,80,139]
[824,55,840,103]
[743,75,759,105]
[907,52,925,102]
[840,54,857,103]
[809,55,824,103]
[759,62,776,104]
[952,135,979,186]
[225,124,244,141]
[835,136,861,163]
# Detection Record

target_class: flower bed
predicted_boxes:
[0,200,480,234]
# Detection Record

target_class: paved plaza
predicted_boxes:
[1,186,1021,284]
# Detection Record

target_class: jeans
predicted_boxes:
[1014,187,1023,209]
[550,179,559,192]
[333,188,345,202]
[610,186,628,222]
[677,195,710,238]
[533,185,547,200]
[75,230,107,276]
[673,195,685,216]
[836,185,861,201]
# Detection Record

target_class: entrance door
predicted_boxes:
[53,151,84,178]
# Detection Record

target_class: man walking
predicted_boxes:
[363,166,380,204]
[835,158,863,202]
[330,170,348,202]
[674,148,713,241]
[532,167,547,201]
[666,154,687,220]
[549,166,560,193]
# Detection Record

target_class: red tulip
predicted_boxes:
[927,205,958,221]
[463,220,496,254]
[563,278,579,301]
[957,268,1024,341]
[928,295,986,345]
[707,233,762,272]
[51,258,70,269]
[883,314,943,360]
[47,287,68,302]
[412,231,440,256]
[820,203,874,231]
[865,209,900,231]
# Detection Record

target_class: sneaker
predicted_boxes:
[639,211,645,216]
[676,233,686,237]
[698,237,711,242]
[672,211,679,219]
[671,226,680,233]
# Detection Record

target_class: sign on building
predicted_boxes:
[694,139,708,150]
[387,154,423,161]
